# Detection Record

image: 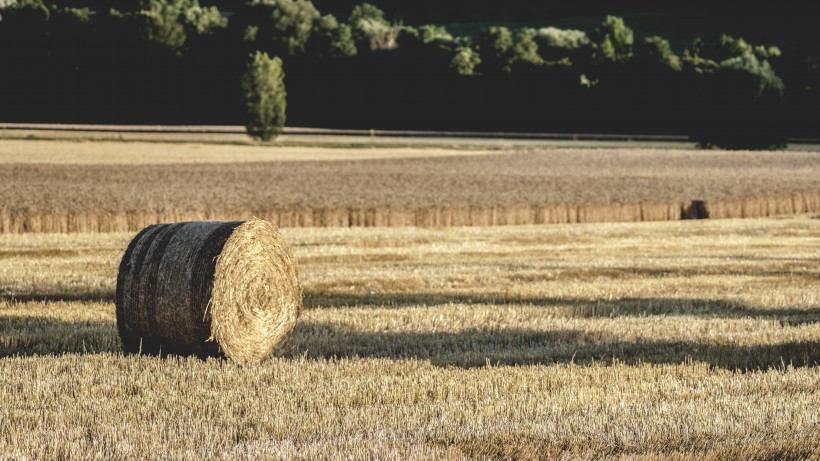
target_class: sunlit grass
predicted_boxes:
[0,217,818,459]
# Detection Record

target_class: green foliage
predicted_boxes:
[139,0,226,51]
[683,35,787,149]
[478,26,545,73]
[330,22,356,55]
[5,0,49,22]
[535,27,589,49]
[0,0,13,21]
[635,36,681,71]
[308,14,356,57]
[682,38,719,74]
[418,24,452,44]
[63,6,92,24]
[719,50,784,104]
[477,26,513,73]
[450,46,480,75]
[141,0,186,50]
[348,2,385,26]
[182,2,225,35]
[698,35,781,63]
[348,2,399,50]
[246,0,321,55]
[244,24,258,41]
[683,34,784,103]
[513,28,543,66]
[534,27,590,64]
[0,0,810,143]
[591,15,633,64]
[242,51,287,141]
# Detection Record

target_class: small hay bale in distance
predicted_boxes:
[115,218,302,363]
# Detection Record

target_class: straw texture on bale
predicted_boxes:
[115,218,302,363]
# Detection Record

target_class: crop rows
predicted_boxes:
[1,191,820,233]
[1,144,820,233]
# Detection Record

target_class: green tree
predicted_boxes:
[242,52,287,141]
[534,27,590,64]
[535,27,589,50]
[478,26,546,73]
[348,2,399,50]
[683,35,784,104]
[450,46,480,75]
[512,28,543,66]
[307,13,356,57]
[591,15,633,64]
[417,24,452,44]
[348,2,385,27]
[244,0,321,56]
[139,0,225,52]
[682,35,786,149]
[3,0,49,22]
[635,36,681,71]
[0,0,17,10]
[477,26,514,73]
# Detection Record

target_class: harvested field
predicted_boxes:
[0,139,500,163]
[1,140,820,232]
[0,217,818,459]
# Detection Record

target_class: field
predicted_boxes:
[1,140,820,232]
[1,217,819,459]
[0,139,818,459]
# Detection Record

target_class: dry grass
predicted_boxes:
[2,145,818,209]
[0,139,499,164]
[0,217,818,459]
[1,141,819,232]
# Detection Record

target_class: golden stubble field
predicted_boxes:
[0,217,818,460]
[1,140,820,232]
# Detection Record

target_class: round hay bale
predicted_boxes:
[115,218,302,363]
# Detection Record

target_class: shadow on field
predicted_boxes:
[0,315,119,357]
[0,292,114,303]
[280,321,819,370]
[304,291,820,325]
[3,290,817,370]
[3,291,817,326]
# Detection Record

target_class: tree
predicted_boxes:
[241,0,321,56]
[306,14,356,57]
[512,28,543,67]
[0,0,19,21]
[535,27,590,63]
[242,52,286,141]
[417,24,452,44]
[450,46,480,75]
[635,36,681,71]
[477,26,514,73]
[348,3,399,50]
[683,35,786,149]
[591,15,633,64]
[139,0,226,52]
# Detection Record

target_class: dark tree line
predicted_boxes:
[1,0,819,148]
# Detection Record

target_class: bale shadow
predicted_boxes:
[0,315,120,357]
[0,292,115,303]
[3,290,817,369]
[280,321,819,370]
[2,314,816,370]
[304,291,820,325]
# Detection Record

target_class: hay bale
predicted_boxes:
[115,218,302,363]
